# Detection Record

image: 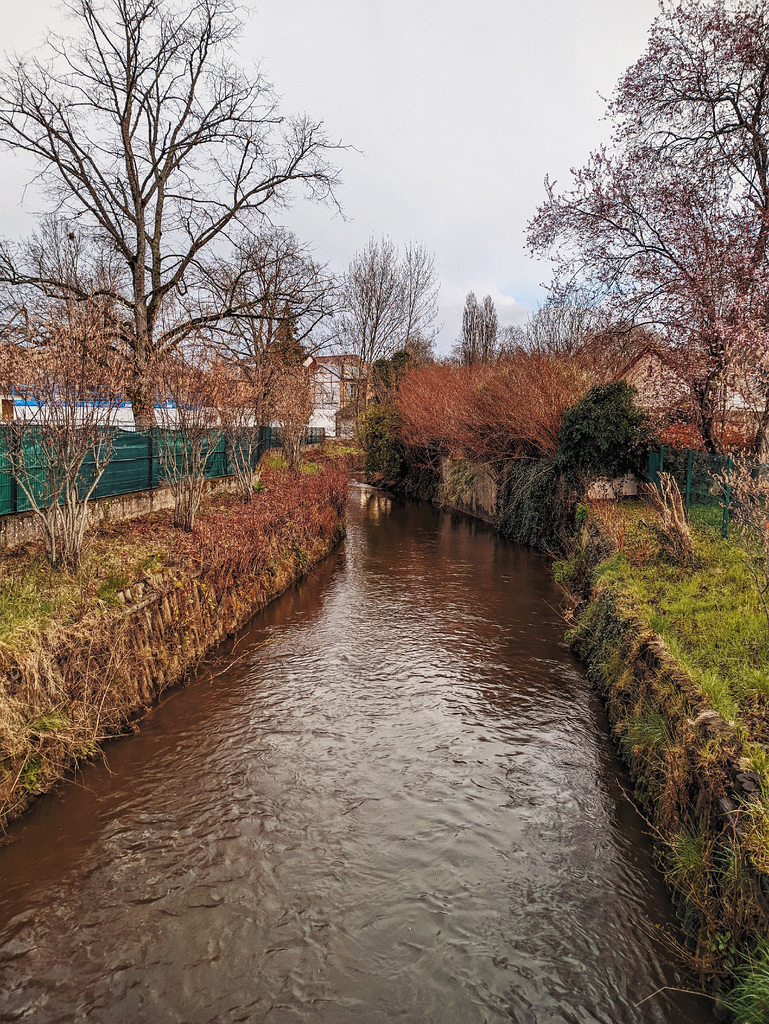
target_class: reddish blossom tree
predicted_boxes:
[529,0,769,455]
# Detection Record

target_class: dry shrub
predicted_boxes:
[641,472,694,564]
[0,296,127,568]
[396,361,476,463]
[192,464,349,601]
[396,354,589,465]
[590,500,629,552]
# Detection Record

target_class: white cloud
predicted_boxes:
[0,0,661,353]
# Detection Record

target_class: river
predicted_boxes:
[0,485,715,1023]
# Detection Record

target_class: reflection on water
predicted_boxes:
[0,486,714,1023]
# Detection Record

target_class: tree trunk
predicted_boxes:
[129,375,156,432]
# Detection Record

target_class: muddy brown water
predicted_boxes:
[0,486,716,1023]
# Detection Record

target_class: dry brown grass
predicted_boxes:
[641,473,695,565]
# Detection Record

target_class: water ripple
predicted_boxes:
[0,490,714,1023]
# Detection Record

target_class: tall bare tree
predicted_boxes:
[401,242,439,362]
[207,226,335,411]
[456,292,497,365]
[480,295,498,363]
[457,292,481,365]
[337,236,439,419]
[519,289,601,358]
[0,0,339,429]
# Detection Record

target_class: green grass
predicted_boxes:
[261,452,288,471]
[596,516,769,731]
[0,518,178,650]
[689,503,724,535]
[581,498,769,996]
[725,940,769,1023]
[20,754,43,793]
[319,440,362,458]
[667,820,708,890]
[0,557,79,647]
[97,573,130,604]
[27,713,68,734]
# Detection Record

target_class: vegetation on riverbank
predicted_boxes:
[0,461,349,832]
[555,498,769,1017]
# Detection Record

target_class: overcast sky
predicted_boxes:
[1,0,660,353]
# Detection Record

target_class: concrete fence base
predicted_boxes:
[0,475,239,551]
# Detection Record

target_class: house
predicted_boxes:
[618,341,765,449]
[619,344,690,413]
[303,354,365,438]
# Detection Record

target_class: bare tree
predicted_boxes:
[457,292,481,366]
[456,292,497,365]
[480,295,498,364]
[157,349,222,532]
[204,227,336,364]
[336,236,440,419]
[401,243,439,362]
[272,362,313,471]
[214,359,273,500]
[0,0,339,429]
[521,288,602,358]
[207,226,336,428]
[0,295,125,568]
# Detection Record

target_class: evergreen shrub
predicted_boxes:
[495,458,573,553]
[360,404,404,480]
[556,381,648,487]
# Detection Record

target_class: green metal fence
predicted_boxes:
[0,424,325,518]
[647,445,743,537]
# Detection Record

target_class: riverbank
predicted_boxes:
[389,455,769,1019]
[559,502,769,1018]
[0,462,349,833]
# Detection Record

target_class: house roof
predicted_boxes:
[303,353,364,379]
[616,341,683,381]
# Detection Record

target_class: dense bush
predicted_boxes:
[359,403,404,480]
[396,355,589,464]
[556,381,647,487]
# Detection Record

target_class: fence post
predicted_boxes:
[722,454,732,538]
[6,428,18,515]
[9,428,18,515]
[685,449,693,511]
[224,431,232,477]
[147,428,154,491]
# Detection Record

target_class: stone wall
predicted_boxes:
[436,456,498,521]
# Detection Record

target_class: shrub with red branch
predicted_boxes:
[396,354,589,466]
[191,464,349,601]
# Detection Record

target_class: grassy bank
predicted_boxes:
[558,501,769,1019]
[0,461,349,832]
